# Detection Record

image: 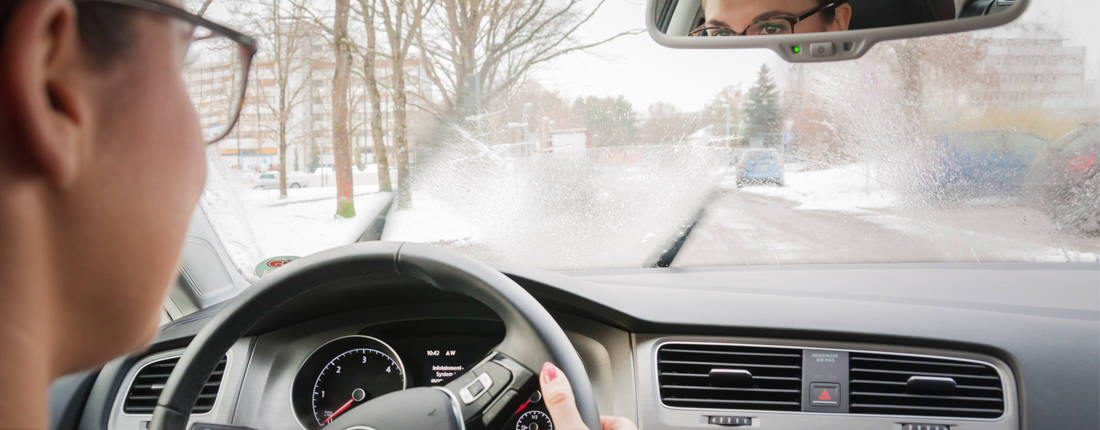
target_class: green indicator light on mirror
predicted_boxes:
[792,45,802,54]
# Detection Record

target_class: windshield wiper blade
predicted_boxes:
[646,188,720,268]
[649,208,706,268]
[356,193,396,242]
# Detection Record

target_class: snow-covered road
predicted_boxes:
[675,165,1100,266]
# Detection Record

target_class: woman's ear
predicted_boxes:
[1,0,91,188]
[829,3,853,32]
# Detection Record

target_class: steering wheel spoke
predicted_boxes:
[441,351,538,429]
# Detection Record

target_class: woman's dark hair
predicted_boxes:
[1,1,135,66]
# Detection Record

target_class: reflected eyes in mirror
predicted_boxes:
[684,0,851,37]
[690,18,795,37]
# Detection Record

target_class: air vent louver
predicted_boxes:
[657,343,802,411]
[123,356,227,414]
[849,352,1004,418]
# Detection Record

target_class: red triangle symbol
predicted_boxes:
[818,389,833,401]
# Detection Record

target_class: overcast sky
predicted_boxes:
[534,0,1100,112]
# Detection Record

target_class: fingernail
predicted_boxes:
[542,362,558,384]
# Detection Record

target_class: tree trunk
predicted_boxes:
[363,3,392,192]
[278,45,289,199]
[392,55,411,208]
[278,126,288,199]
[333,0,356,218]
[898,41,923,121]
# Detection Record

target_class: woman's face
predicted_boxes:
[55,0,207,372]
[701,0,852,34]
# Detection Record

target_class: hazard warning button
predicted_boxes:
[810,383,840,407]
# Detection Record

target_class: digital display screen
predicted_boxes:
[385,335,497,386]
[360,319,504,387]
[422,346,470,385]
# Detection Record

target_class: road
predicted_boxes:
[672,186,1100,267]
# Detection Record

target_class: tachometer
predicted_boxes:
[292,335,406,429]
[516,410,553,430]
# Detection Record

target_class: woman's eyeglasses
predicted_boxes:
[74,0,257,144]
[689,0,848,37]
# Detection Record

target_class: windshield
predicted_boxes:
[197,0,1100,278]
[743,150,779,162]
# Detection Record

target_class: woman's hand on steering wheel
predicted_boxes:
[539,362,639,430]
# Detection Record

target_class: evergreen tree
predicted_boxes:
[743,64,782,146]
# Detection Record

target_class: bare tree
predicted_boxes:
[288,0,397,194]
[248,0,313,199]
[642,102,697,145]
[415,0,640,117]
[375,0,435,207]
[333,0,356,217]
[355,0,393,192]
[702,85,746,137]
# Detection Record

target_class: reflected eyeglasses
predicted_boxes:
[690,0,848,37]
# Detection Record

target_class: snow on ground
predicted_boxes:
[244,191,392,257]
[723,163,901,213]
[383,146,729,268]
[201,156,393,280]
[380,192,479,244]
[862,212,1100,263]
[709,162,1100,264]
[244,186,379,205]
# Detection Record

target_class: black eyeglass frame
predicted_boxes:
[689,0,849,37]
[73,0,259,144]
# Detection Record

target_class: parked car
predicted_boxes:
[254,171,307,190]
[1026,123,1100,234]
[734,148,785,187]
[927,130,1046,199]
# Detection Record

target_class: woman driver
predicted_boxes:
[0,0,637,428]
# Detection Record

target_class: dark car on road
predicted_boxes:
[1027,123,1100,234]
[928,130,1047,199]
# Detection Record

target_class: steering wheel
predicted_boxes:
[149,242,601,430]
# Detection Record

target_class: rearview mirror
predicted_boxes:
[648,0,1029,62]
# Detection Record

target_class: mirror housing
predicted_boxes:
[647,0,1029,62]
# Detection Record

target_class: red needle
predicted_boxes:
[321,398,356,426]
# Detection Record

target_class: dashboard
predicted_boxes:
[60,263,1100,430]
[287,319,503,429]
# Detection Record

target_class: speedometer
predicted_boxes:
[292,336,406,429]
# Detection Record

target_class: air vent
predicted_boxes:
[123,356,227,414]
[657,343,802,411]
[849,352,1004,418]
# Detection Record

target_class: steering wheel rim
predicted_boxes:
[150,241,601,430]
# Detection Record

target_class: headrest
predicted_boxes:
[848,0,956,30]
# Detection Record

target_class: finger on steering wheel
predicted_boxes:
[540,362,590,430]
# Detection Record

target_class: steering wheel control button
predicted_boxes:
[809,42,835,57]
[706,415,752,426]
[903,425,950,430]
[459,372,494,404]
[810,383,841,407]
[468,380,486,397]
